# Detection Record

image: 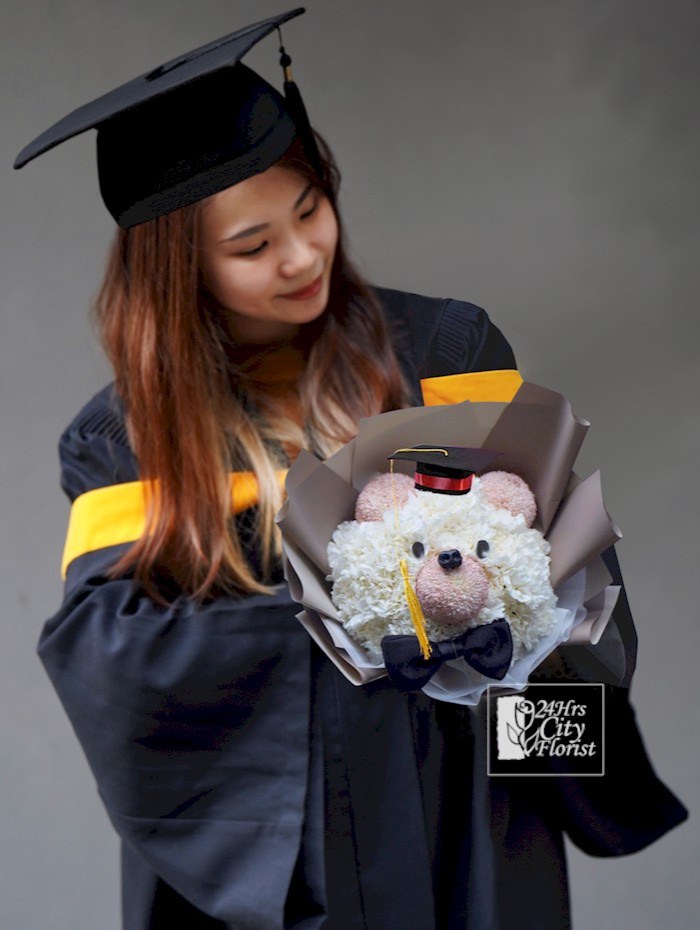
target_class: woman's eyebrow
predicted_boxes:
[221,184,315,244]
[294,183,313,209]
[222,222,269,243]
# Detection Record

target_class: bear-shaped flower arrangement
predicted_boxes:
[328,455,557,692]
[277,383,622,705]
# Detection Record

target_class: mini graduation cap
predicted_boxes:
[14,7,321,228]
[389,445,502,495]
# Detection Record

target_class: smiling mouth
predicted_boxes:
[282,274,323,300]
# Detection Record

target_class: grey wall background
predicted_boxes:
[2,0,697,927]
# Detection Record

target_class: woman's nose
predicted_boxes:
[279,233,315,277]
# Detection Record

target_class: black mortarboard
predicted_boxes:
[389,445,502,495]
[14,8,319,228]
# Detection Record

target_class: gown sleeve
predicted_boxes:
[537,545,688,855]
[39,387,322,930]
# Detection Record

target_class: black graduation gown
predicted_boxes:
[38,288,687,930]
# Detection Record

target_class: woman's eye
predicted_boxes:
[237,242,268,257]
[476,540,490,559]
[412,541,425,558]
[300,200,318,220]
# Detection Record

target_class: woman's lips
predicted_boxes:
[281,274,323,300]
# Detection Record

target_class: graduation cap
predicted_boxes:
[14,7,320,228]
[389,445,502,495]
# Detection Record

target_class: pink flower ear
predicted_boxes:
[479,471,537,526]
[354,472,415,522]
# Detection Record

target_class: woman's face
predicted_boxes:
[199,165,339,344]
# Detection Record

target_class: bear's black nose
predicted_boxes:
[438,549,462,570]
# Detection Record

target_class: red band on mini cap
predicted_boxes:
[415,473,473,492]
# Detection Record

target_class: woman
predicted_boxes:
[16,9,686,930]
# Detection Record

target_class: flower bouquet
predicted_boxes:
[276,382,622,705]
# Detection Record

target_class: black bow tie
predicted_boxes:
[381,619,513,693]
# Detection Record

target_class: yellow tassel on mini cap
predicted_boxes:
[399,558,432,659]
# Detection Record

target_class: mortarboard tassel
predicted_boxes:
[278,31,324,179]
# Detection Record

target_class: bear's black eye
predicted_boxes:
[412,541,425,558]
[476,539,490,559]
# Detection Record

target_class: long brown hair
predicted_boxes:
[94,135,411,600]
